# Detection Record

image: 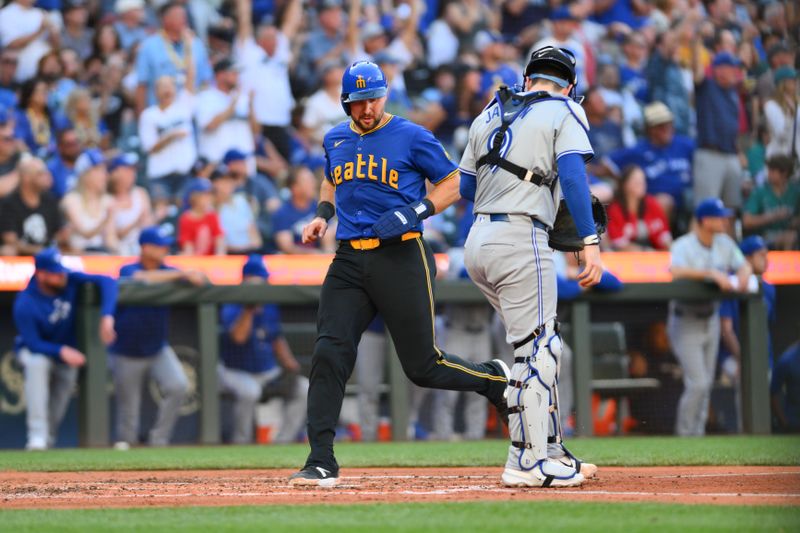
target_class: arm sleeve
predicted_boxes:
[13,301,63,358]
[769,354,787,395]
[323,147,333,184]
[220,304,243,332]
[459,170,476,202]
[72,273,118,316]
[411,127,458,184]
[557,276,583,300]
[606,202,629,248]
[135,42,152,85]
[557,152,596,238]
[595,271,623,292]
[670,239,689,268]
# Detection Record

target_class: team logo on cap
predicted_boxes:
[356,75,366,89]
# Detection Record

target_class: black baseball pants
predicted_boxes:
[304,237,505,471]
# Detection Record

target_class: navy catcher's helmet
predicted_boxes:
[340,61,388,116]
[524,46,581,102]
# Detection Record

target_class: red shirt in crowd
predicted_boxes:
[607,195,672,251]
[178,211,223,255]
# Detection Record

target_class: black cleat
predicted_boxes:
[288,465,339,487]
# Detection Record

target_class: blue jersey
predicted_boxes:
[13,272,117,359]
[607,135,694,208]
[719,280,776,367]
[219,303,282,373]
[770,342,800,428]
[111,262,178,357]
[324,115,457,240]
[46,155,78,199]
[272,200,317,247]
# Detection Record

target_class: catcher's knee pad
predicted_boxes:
[506,324,561,471]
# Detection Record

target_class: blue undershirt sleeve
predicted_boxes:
[13,303,63,358]
[72,273,118,316]
[459,171,476,202]
[557,153,596,238]
[557,276,583,300]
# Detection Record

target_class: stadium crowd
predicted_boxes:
[2,0,800,447]
[0,0,797,257]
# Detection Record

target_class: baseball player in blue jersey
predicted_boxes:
[13,248,118,450]
[111,227,205,447]
[289,61,510,486]
[460,47,604,487]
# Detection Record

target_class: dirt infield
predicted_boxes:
[1,466,798,509]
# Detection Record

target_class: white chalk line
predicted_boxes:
[5,486,800,501]
[652,471,800,479]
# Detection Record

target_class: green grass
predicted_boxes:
[0,436,798,472]
[0,502,797,532]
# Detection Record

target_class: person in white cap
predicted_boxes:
[604,101,695,224]
[114,0,149,51]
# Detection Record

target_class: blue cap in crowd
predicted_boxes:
[139,225,174,247]
[222,149,247,165]
[242,254,269,279]
[108,152,138,172]
[34,248,69,274]
[740,236,767,256]
[712,52,742,68]
[549,5,577,21]
[74,148,106,175]
[695,198,733,220]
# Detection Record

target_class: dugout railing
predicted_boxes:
[74,281,771,447]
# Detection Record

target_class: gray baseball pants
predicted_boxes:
[111,346,189,446]
[433,326,491,440]
[693,149,743,208]
[354,329,387,442]
[20,349,78,448]
[217,364,309,444]
[667,312,721,436]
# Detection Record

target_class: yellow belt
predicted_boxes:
[348,231,421,250]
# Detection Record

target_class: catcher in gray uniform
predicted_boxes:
[460,46,605,488]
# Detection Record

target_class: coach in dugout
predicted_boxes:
[110,226,207,447]
[13,248,118,450]
[218,254,308,444]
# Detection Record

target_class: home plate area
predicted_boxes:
[2,466,798,509]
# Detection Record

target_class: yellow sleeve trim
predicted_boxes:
[433,168,459,186]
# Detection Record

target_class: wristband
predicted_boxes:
[411,199,435,221]
[315,201,335,221]
[583,234,600,246]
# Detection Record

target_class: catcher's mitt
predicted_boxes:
[548,195,608,252]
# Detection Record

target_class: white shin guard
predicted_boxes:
[504,328,582,487]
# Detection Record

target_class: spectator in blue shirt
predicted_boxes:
[771,340,800,433]
[110,226,206,446]
[272,166,334,253]
[583,86,624,162]
[46,127,81,199]
[645,29,691,135]
[218,254,308,444]
[134,1,212,112]
[618,32,649,103]
[13,248,117,450]
[692,50,745,209]
[605,102,695,221]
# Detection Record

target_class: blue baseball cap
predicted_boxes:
[108,152,138,172]
[222,149,247,165]
[739,236,767,256]
[34,248,69,274]
[74,148,106,175]
[695,198,734,220]
[139,225,174,247]
[550,5,578,21]
[712,52,742,68]
[242,254,269,279]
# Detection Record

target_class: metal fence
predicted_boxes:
[72,280,771,447]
